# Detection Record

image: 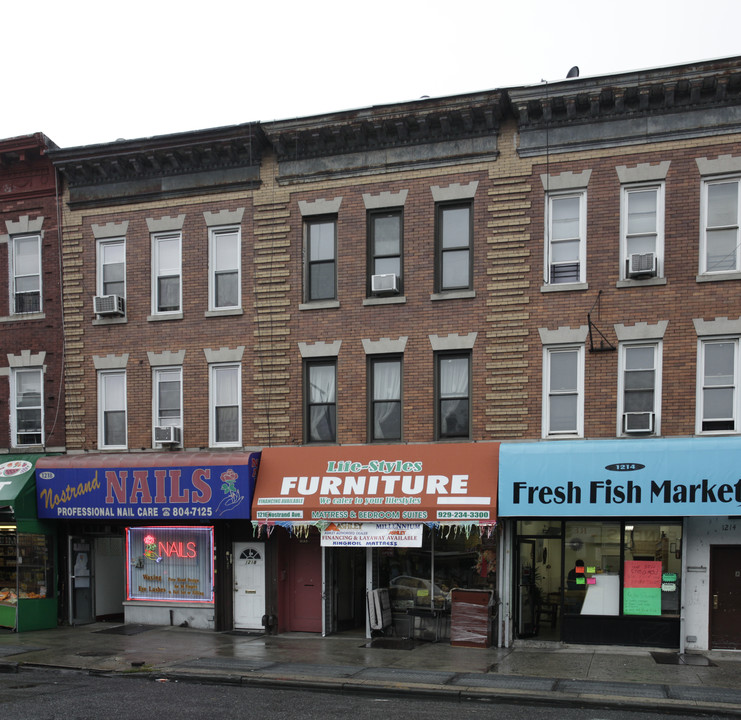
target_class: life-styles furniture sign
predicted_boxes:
[498,437,741,517]
[35,452,260,520]
[252,443,499,526]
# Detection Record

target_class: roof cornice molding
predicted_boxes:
[509,58,741,131]
[48,122,267,190]
[263,92,507,162]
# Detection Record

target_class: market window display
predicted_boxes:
[563,521,682,618]
[0,528,55,629]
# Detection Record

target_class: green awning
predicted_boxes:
[0,455,43,521]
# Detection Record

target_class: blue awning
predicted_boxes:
[499,437,741,517]
[36,452,260,520]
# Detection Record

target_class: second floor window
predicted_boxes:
[370,356,401,441]
[12,368,43,446]
[544,346,583,437]
[306,360,336,442]
[12,234,41,314]
[153,367,182,445]
[98,238,126,298]
[620,343,659,435]
[436,352,470,439]
[436,203,472,291]
[306,218,336,301]
[210,364,241,446]
[698,338,738,433]
[701,178,740,274]
[210,227,240,310]
[153,232,182,313]
[546,192,586,285]
[99,370,127,449]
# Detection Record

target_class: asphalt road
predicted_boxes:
[0,667,733,720]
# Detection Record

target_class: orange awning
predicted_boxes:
[252,443,498,527]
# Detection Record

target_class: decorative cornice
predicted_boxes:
[511,60,741,130]
[264,93,506,163]
[48,123,267,206]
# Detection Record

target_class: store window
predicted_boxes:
[126,526,214,603]
[377,527,496,615]
[563,520,681,617]
[0,530,55,612]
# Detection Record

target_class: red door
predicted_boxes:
[710,545,741,649]
[288,535,322,632]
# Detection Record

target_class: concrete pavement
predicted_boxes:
[2,623,741,715]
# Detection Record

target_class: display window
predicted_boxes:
[515,519,682,643]
[126,526,214,603]
[0,529,54,605]
[377,527,496,614]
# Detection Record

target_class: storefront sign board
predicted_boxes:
[499,437,741,516]
[252,443,498,525]
[35,452,260,520]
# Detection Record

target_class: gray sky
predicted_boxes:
[4,0,740,149]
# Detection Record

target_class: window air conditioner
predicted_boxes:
[627,252,657,278]
[155,425,181,444]
[371,273,399,294]
[624,412,654,433]
[94,294,125,316]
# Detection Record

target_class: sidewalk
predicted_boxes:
[2,623,741,715]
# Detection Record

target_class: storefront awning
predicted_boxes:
[35,452,260,520]
[252,443,498,528]
[0,455,44,521]
[499,436,741,517]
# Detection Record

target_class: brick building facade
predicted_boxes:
[0,133,65,453]
[30,55,741,649]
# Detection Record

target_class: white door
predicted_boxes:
[233,542,265,630]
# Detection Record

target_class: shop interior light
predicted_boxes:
[0,524,17,531]
[625,525,634,531]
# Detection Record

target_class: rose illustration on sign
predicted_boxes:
[215,468,244,516]
[143,534,162,563]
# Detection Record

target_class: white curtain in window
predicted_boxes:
[373,360,400,435]
[309,364,335,440]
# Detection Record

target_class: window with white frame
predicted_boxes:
[370,356,402,441]
[209,227,240,310]
[153,367,182,446]
[11,368,43,446]
[701,178,741,274]
[11,234,41,314]
[99,370,127,448]
[698,338,738,433]
[152,232,182,313]
[436,352,471,439]
[543,346,584,437]
[436,203,472,292]
[209,363,241,446]
[546,192,586,285]
[305,217,337,302]
[619,343,660,434]
[305,359,337,443]
[621,185,663,279]
[98,238,126,298]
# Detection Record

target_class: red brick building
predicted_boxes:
[0,133,64,630]
[37,56,741,651]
